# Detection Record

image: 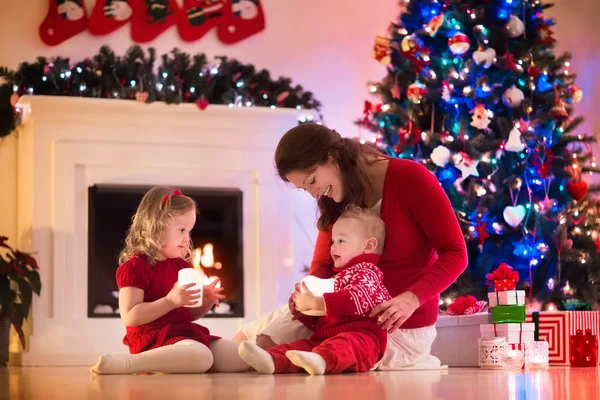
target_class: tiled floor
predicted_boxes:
[2,366,599,399]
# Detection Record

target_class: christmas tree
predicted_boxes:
[361,0,600,310]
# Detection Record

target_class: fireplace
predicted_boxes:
[14,96,317,366]
[88,184,244,318]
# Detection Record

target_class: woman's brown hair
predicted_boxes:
[274,123,384,231]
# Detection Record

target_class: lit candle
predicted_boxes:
[178,268,204,308]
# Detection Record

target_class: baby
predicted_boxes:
[239,205,391,375]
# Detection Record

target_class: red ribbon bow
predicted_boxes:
[485,263,520,286]
[446,295,487,316]
[161,189,183,205]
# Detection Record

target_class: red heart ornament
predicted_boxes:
[567,180,588,202]
[196,99,209,110]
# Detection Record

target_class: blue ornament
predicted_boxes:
[537,74,553,92]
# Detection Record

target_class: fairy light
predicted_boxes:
[162,72,168,78]
[370,85,377,93]
[190,87,196,93]
[469,226,475,232]
[573,227,582,234]
[422,54,431,62]
[381,104,391,112]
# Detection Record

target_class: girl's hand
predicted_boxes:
[369,291,420,333]
[204,279,226,306]
[166,282,202,307]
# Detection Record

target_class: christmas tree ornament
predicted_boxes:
[179,0,228,42]
[217,0,266,44]
[505,15,525,38]
[448,33,470,55]
[431,145,451,167]
[537,73,553,92]
[39,0,88,46]
[441,82,451,102]
[505,126,525,152]
[131,0,181,43]
[424,14,444,37]
[390,84,401,99]
[503,205,526,228]
[503,53,519,71]
[566,180,588,202]
[569,84,583,104]
[88,0,133,35]
[453,152,479,178]
[502,86,524,108]
[472,47,496,69]
[537,20,556,46]
[550,89,569,121]
[407,82,426,103]
[470,104,491,130]
[135,91,149,103]
[401,34,423,53]
[528,65,540,79]
[371,36,391,65]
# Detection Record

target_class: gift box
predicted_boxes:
[480,323,535,344]
[431,313,491,367]
[494,279,516,291]
[569,329,599,367]
[526,311,600,366]
[488,290,526,307]
[491,305,526,324]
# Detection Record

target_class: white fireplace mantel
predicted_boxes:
[15,96,317,366]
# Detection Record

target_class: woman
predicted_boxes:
[234,123,468,369]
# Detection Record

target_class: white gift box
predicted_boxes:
[487,290,526,307]
[431,313,491,367]
[480,323,535,344]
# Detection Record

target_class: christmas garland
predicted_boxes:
[0,45,322,138]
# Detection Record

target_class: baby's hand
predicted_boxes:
[166,282,201,307]
[204,279,226,306]
[292,282,323,312]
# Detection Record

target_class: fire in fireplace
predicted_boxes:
[88,184,244,318]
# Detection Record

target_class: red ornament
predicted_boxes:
[595,239,600,253]
[530,147,555,179]
[276,91,290,103]
[550,88,568,122]
[537,20,556,47]
[503,54,519,71]
[566,180,588,202]
[528,66,541,78]
[448,33,470,55]
[475,217,489,245]
[196,99,209,110]
[390,84,402,99]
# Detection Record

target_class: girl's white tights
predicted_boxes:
[91,339,248,375]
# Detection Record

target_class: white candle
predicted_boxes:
[178,268,204,308]
[301,276,335,297]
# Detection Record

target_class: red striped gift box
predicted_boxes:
[526,311,600,366]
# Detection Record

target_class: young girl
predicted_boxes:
[91,186,248,374]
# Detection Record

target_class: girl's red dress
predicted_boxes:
[116,255,219,354]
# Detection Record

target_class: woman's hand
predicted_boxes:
[204,279,226,306]
[369,291,420,333]
[166,282,202,307]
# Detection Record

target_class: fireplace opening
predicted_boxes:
[88,184,244,318]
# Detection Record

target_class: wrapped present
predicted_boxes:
[486,263,519,292]
[446,295,487,316]
[509,343,524,351]
[432,313,491,367]
[480,323,535,344]
[569,329,599,367]
[526,311,600,365]
[488,290,526,307]
[491,305,526,324]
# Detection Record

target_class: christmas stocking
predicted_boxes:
[217,0,265,44]
[39,0,88,46]
[88,0,134,35]
[178,0,227,42]
[131,0,183,43]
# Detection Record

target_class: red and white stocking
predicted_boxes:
[178,0,227,42]
[39,0,88,46]
[88,0,134,35]
[217,0,265,44]
[131,0,183,43]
